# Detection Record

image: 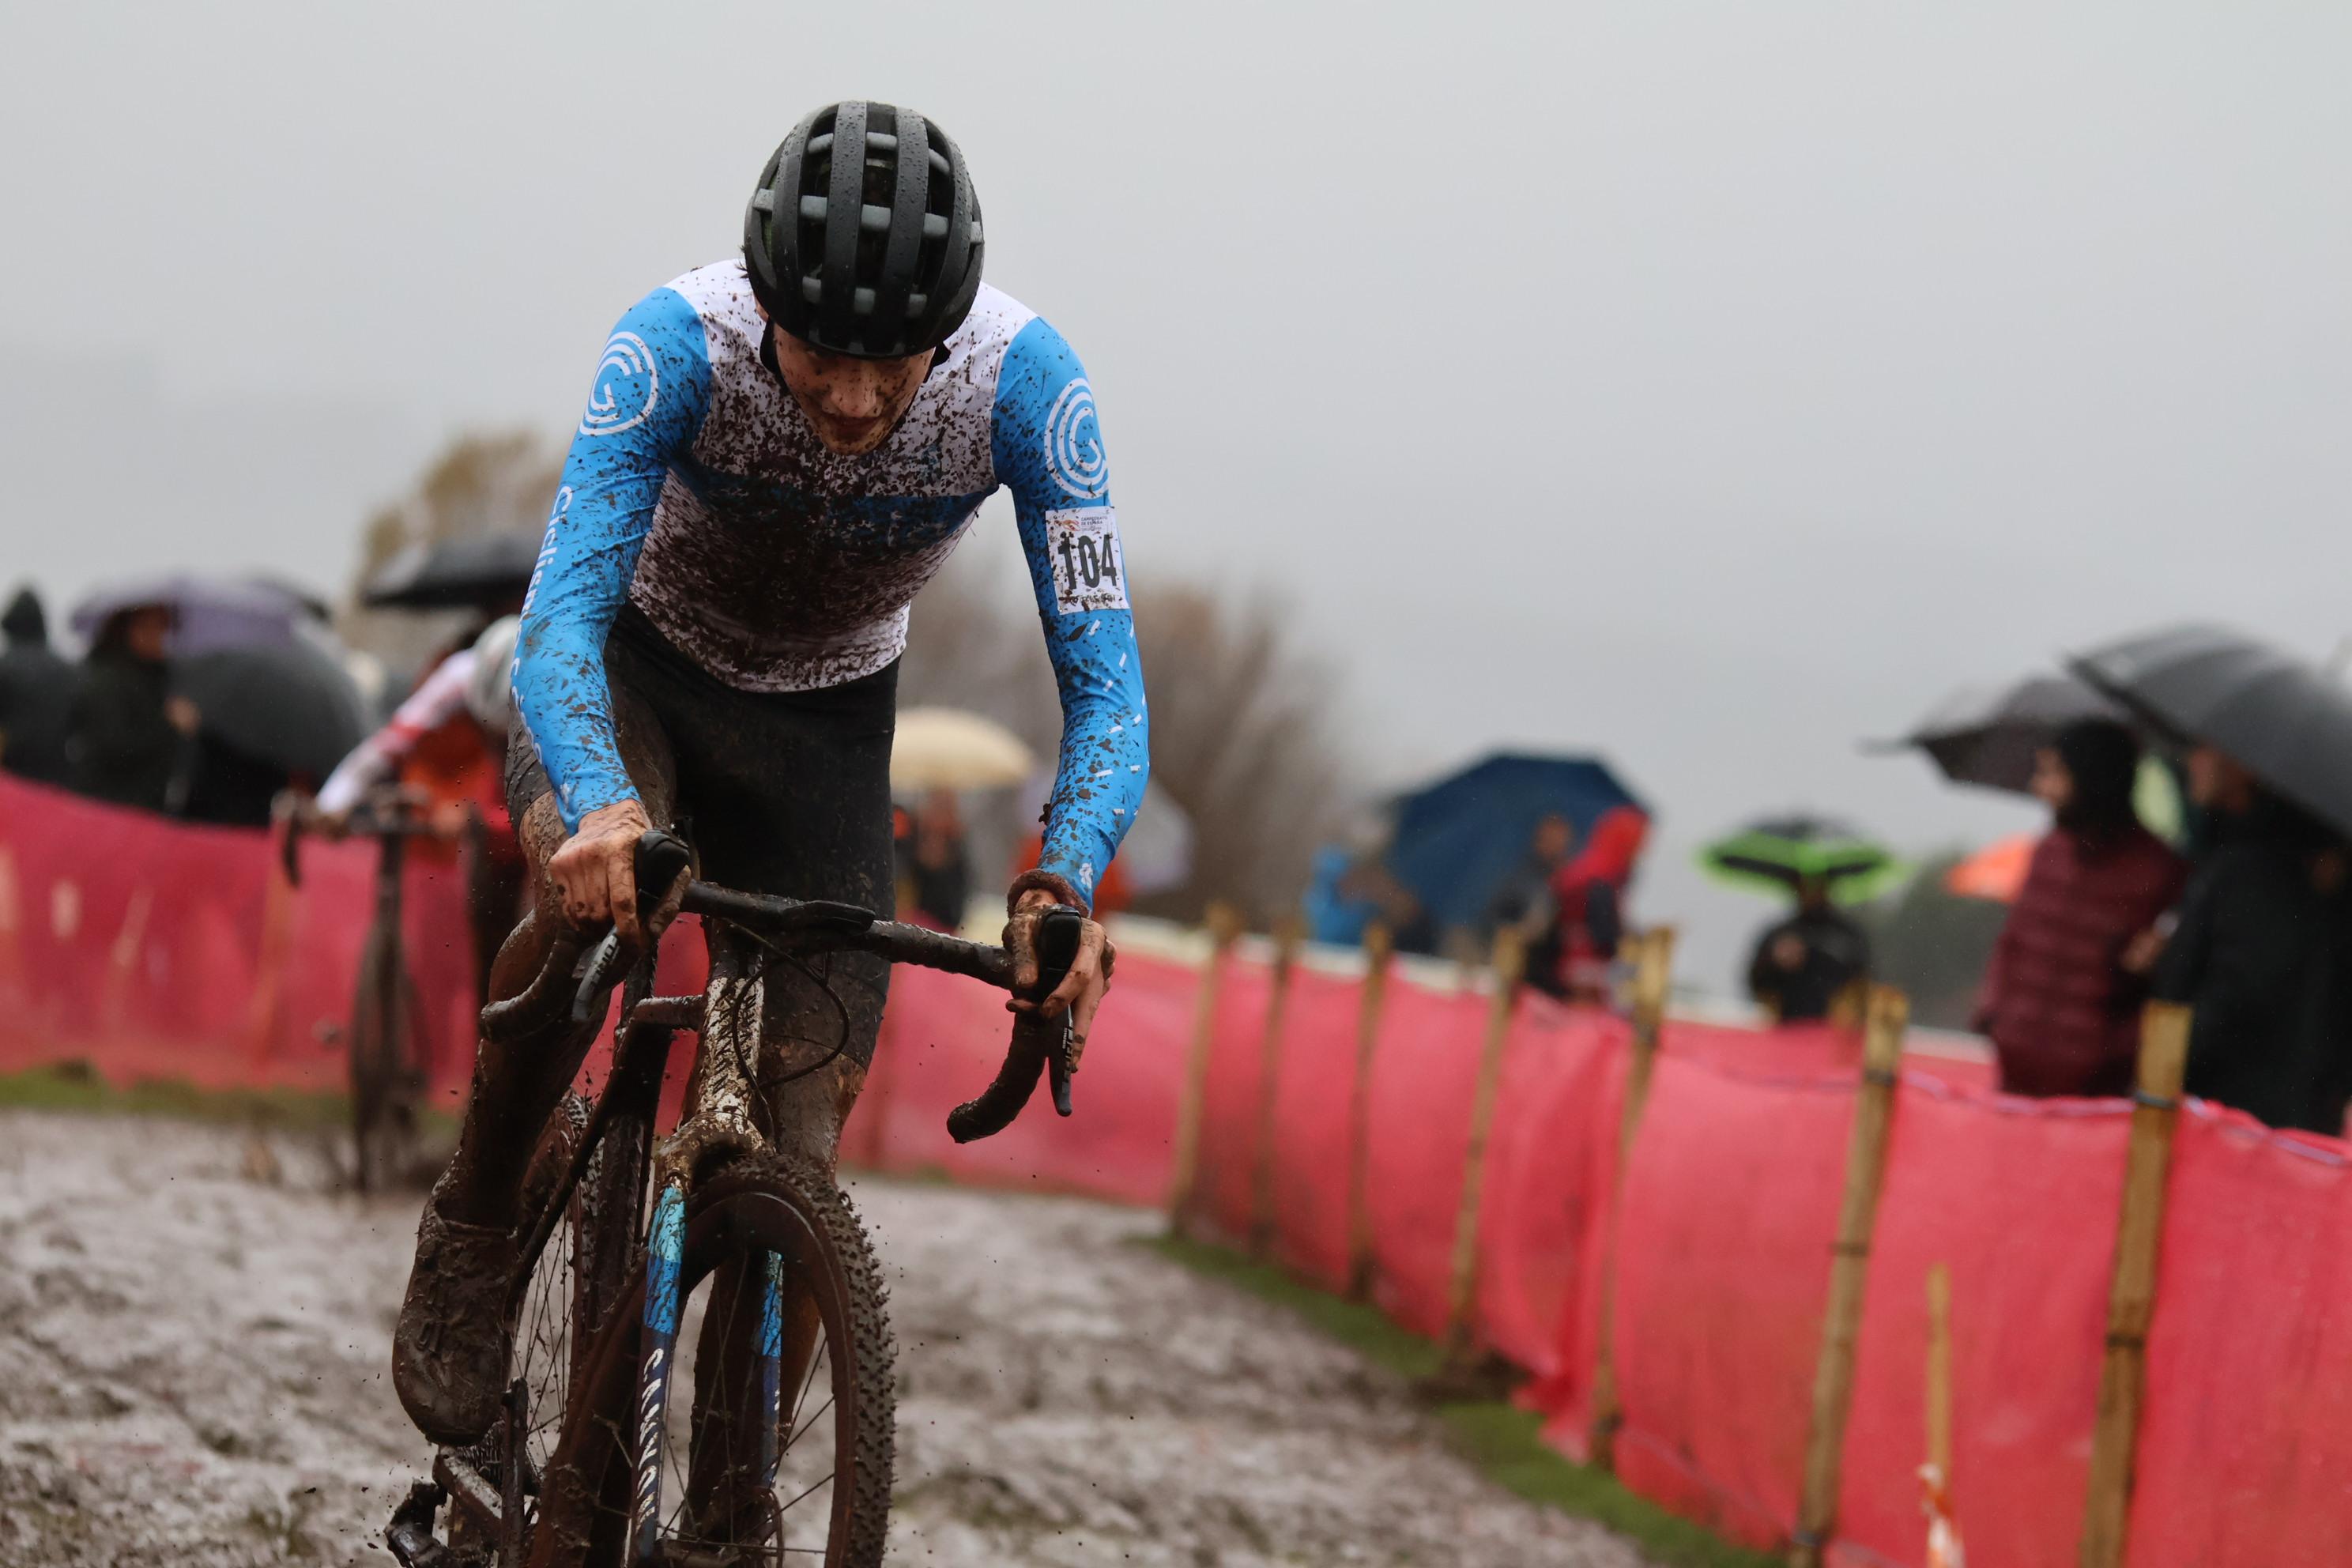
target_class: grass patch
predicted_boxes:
[0,1060,360,1130]
[1144,1233,1777,1568]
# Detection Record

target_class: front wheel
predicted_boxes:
[531,1153,898,1568]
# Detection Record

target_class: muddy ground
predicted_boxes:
[0,1110,1652,1566]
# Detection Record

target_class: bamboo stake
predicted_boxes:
[1248,917,1306,1261]
[1345,922,1396,1302]
[1790,984,1910,1568]
[1923,1262,1963,1568]
[1585,925,1678,1469]
[1442,927,1527,1357]
[1167,903,1242,1234]
[1925,1262,1953,1485]
[2076,1002,2192,1568]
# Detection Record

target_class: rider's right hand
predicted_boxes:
[548,799,658,944]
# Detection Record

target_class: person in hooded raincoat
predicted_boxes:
[0,587,77,787]
[1544,806,1649,1002]
[67,605,198,813]
[2154,746,2351,1130]
[1973,719,2185,1097]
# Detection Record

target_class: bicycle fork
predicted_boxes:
[627,1185,791,1563]
[628,1184,687,1564]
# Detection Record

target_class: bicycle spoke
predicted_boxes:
[784,1391,835,1454]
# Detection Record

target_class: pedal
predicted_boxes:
[385,1479,457,1567]
[432,1449,506,1537]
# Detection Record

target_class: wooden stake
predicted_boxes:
[1345,922,1396,1302]
[1586,925,1678,1469]
[1167,903,1242,1233]
[2077,1002,2192,1568]
[1923,1262,1964,1568]
[1790,985,1910,1568]
[1442,927,1527,1356]
[1925,1262,1953,1485]
[1248,917,1306,1261]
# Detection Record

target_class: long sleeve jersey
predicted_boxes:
[514,262,1148,905]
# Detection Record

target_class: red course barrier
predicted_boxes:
[10,774,2346,1566]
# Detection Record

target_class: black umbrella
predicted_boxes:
[2070,624,2352,840]
[1869,674,2124,795]
[171,634,370,779]
[363,531,541,610]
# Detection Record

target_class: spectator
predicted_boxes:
[895,787,971,929]
[1747,875,1871,1023]
[1974,720,2186,1097]
[2155,746,2345,1130]
[1545,806,1649,1002]
[1488,812,1575,991]
[0,586,77,787]
[66,605,198,813]
[2294,846,2352,1135]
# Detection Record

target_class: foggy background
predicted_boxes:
[6,2,2347,987]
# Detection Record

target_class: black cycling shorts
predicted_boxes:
[505,605,899,1069]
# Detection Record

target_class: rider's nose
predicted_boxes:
[829,378,884,419]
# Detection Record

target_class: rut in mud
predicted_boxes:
[0,1110,1654,1566]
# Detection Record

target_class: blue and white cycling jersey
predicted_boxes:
[516,261,1146,905]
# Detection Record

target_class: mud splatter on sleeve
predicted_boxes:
[514,287,712,831]
[991,316,1149,906]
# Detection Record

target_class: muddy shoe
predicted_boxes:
[392,1182,518,1446]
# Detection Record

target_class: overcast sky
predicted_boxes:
[7,3,2348,985]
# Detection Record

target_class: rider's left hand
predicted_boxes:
[1004,887,1115,1046]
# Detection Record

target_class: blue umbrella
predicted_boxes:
[1381,752,1646,934]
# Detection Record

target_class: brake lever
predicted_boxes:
[570,830,695,1027]
[1047,1027,1075,1118]
[570,930,626,1027]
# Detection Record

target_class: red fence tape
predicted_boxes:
[10,774,2346,1566]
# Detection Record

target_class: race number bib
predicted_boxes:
[1044,507,1129,615]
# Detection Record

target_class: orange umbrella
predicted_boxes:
[1945,833,2037,902]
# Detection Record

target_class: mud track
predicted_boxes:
[0,1110,1651,1566]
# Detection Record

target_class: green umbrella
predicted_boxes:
[1699,815,1905,905]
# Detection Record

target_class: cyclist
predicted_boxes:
[305,614,528,1009]
[394,101,1147,1446]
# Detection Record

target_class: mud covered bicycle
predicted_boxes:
[282,789,484,1193]
[386,830,1087,1568]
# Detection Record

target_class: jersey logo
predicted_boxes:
[580,332,661,437]
[1043,378,1109,499]
[1044,507,1127,614]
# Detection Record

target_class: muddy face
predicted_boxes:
[769,330,932,455]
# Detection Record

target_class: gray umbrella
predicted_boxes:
[363,532,541,610]
[1869,674,2124,795]
[71,574,323,656]
[170,628,369,779]
[2071,624,2352,839]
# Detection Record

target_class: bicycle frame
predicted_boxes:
[420,850,1082,1564]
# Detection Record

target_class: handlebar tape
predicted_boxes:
[633,830,693,915]
[945,905,1090,1142]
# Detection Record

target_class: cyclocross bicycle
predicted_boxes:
[285,789,476,1193]
[385,830,1085,1568]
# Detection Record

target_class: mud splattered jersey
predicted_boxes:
[515,262,1146,903]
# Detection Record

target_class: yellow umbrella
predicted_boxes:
[890,707,1036,792]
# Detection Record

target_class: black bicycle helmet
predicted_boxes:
[743,101,985,360]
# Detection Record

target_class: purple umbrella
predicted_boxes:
[70,574,326,656]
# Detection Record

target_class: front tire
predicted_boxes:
[532,1153,897,1568]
